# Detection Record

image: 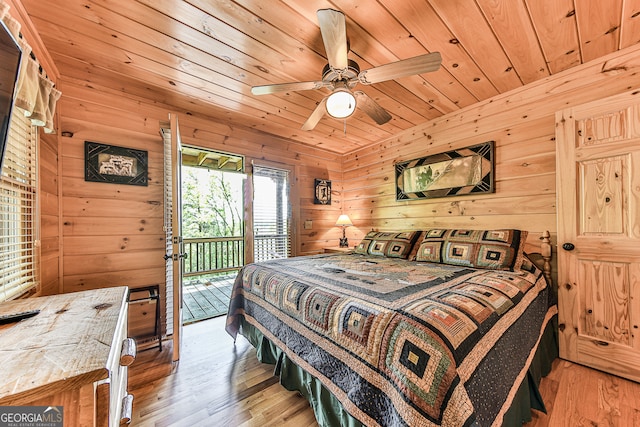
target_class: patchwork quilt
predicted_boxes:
[226,253,556,427]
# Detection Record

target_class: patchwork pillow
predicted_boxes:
[414,229,527,270]
[354,231,422,259]
[354,231,378,255]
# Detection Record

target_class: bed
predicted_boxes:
[226,229,557,427]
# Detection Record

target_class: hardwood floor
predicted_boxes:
[128,316,640,427]
[129,316,317,427]
[525,360,640,427]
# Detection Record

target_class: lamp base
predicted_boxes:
[339,237,349,248]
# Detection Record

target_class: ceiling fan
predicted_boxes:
[251,8,442,131]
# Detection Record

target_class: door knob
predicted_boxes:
[562,243,575,251]
[163,253,172,261]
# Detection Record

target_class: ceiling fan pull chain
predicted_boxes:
[343,119,347,136]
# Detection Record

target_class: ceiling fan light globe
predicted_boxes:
[326,90,356,119]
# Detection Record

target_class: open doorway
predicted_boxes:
[180,147,245,324]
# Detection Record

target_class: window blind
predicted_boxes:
[0,108,39,302]
[160,124,174,336]
[253,165,291,262]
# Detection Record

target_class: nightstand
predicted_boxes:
[323,247,354,253]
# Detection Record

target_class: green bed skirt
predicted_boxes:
[238,315,558,426]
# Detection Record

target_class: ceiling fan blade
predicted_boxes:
[358,52,442,85]
[301,97,328,131]
[317,9,348,70]
[251,81,326,95]
[354,91,392,125]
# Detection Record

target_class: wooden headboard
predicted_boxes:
[525,230,554,287]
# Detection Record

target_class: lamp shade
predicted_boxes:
[335,214,353,227]
[326,90,356,119]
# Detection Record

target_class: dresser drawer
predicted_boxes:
[97,295,136,427]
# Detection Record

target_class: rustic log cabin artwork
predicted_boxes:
[395,141,494,200]
[84,141,148,186]
[314,178,331,205]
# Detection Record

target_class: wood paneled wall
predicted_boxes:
[342,43,640,257]
[55,78,341,302]
[38,131,60,295]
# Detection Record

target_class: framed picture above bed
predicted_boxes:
[395,141,494,200]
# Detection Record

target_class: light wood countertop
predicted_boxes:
[0,287,128,406]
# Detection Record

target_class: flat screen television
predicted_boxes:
[0,18,22,172]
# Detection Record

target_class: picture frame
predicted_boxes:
[395,141,494,200]
[314,179,331,205]
[84,141,148,186]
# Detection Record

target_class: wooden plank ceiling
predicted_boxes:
[20,0,640,154]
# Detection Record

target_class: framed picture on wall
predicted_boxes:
[84,141,148,186]
[395,141,494,200]
[314,179,331,205]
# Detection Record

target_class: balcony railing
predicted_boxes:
[183,236,244,277]
[182,234,290,277]
[254,234,290,262]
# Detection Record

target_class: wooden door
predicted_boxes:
[161,114,184,362]
[556,90,640,382]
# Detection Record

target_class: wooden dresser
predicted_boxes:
[0,287,135,426]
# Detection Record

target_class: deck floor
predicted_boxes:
[183,274,236,324]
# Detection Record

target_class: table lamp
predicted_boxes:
[335,214,353,248]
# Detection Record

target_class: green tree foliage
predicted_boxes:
[182,167,243,238]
